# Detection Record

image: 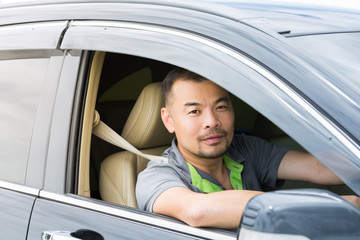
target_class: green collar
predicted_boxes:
[186,154,243,193]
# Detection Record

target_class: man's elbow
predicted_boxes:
[182,204,209,227]
[182,203,232,228]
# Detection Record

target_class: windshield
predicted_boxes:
[287,32,360,142]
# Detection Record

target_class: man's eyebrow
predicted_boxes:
[215,96,231,104]
[184,102,201,107]
[183,96,231,107]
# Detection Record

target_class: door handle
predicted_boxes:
[41,230,78,240]
[41,229,104,240]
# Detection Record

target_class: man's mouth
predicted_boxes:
[201,134,224,144]
[198,128,228,145]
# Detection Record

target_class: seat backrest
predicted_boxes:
[99,82,174,207]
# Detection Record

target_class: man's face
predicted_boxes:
[161,79,235,161]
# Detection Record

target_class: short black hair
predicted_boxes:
[161,67,207,106]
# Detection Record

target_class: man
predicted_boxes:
[136,67,360,229]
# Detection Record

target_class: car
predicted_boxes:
[0,0,359,239]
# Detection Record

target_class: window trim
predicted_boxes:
[0,180,39,196]
[0,21,68,50]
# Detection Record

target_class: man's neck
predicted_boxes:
[186,156,223,177]
[179,149,233,190]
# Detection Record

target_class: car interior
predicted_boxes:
[77,51,355,210]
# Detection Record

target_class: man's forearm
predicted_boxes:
[315,160,344,185]
[182,190,263,229]
[153,187,263,229]
[279,151,343,185]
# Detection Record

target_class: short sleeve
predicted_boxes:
[248,135,288,188]
[136,160,187,212]
[231,134,289,189]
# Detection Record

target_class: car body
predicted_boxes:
[0,0,359,239]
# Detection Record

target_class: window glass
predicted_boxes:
[0,57,49,184]
[288,32,360,142]
[288,32,360,91]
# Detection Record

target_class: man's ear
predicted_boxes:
[161,107,175,133]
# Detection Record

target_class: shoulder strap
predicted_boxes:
[92,111,168,162]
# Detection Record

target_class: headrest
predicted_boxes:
[121,82,174,149]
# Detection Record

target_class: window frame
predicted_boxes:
[62,20,360,188]
[58,19,360,237]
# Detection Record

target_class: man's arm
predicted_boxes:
[277,150,343,185]
[278,150,360,208]
[153,187,262,229]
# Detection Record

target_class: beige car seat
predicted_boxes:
[99,82,174,208]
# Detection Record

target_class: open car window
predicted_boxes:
[78,51,355,219]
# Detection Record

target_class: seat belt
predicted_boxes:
[92,110,168,162]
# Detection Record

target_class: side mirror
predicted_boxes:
[238,189,360,240]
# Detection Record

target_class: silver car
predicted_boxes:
[0,0,359,239]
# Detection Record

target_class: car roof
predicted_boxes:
[2,0,360,34]
[225,2,360,35]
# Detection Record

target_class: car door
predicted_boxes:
[26,17,248,240]
[0,21,67,239]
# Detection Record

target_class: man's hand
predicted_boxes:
[341,195,360,209]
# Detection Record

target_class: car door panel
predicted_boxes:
[0,183,38,239]
[28,194,224,240]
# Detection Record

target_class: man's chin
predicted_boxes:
[198,147,228,159]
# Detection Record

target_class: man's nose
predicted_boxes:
[203,110,220,129]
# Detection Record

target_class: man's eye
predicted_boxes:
[217,105,227,110]
[189,110,199,115]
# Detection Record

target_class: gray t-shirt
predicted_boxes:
[136,133,288,212]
